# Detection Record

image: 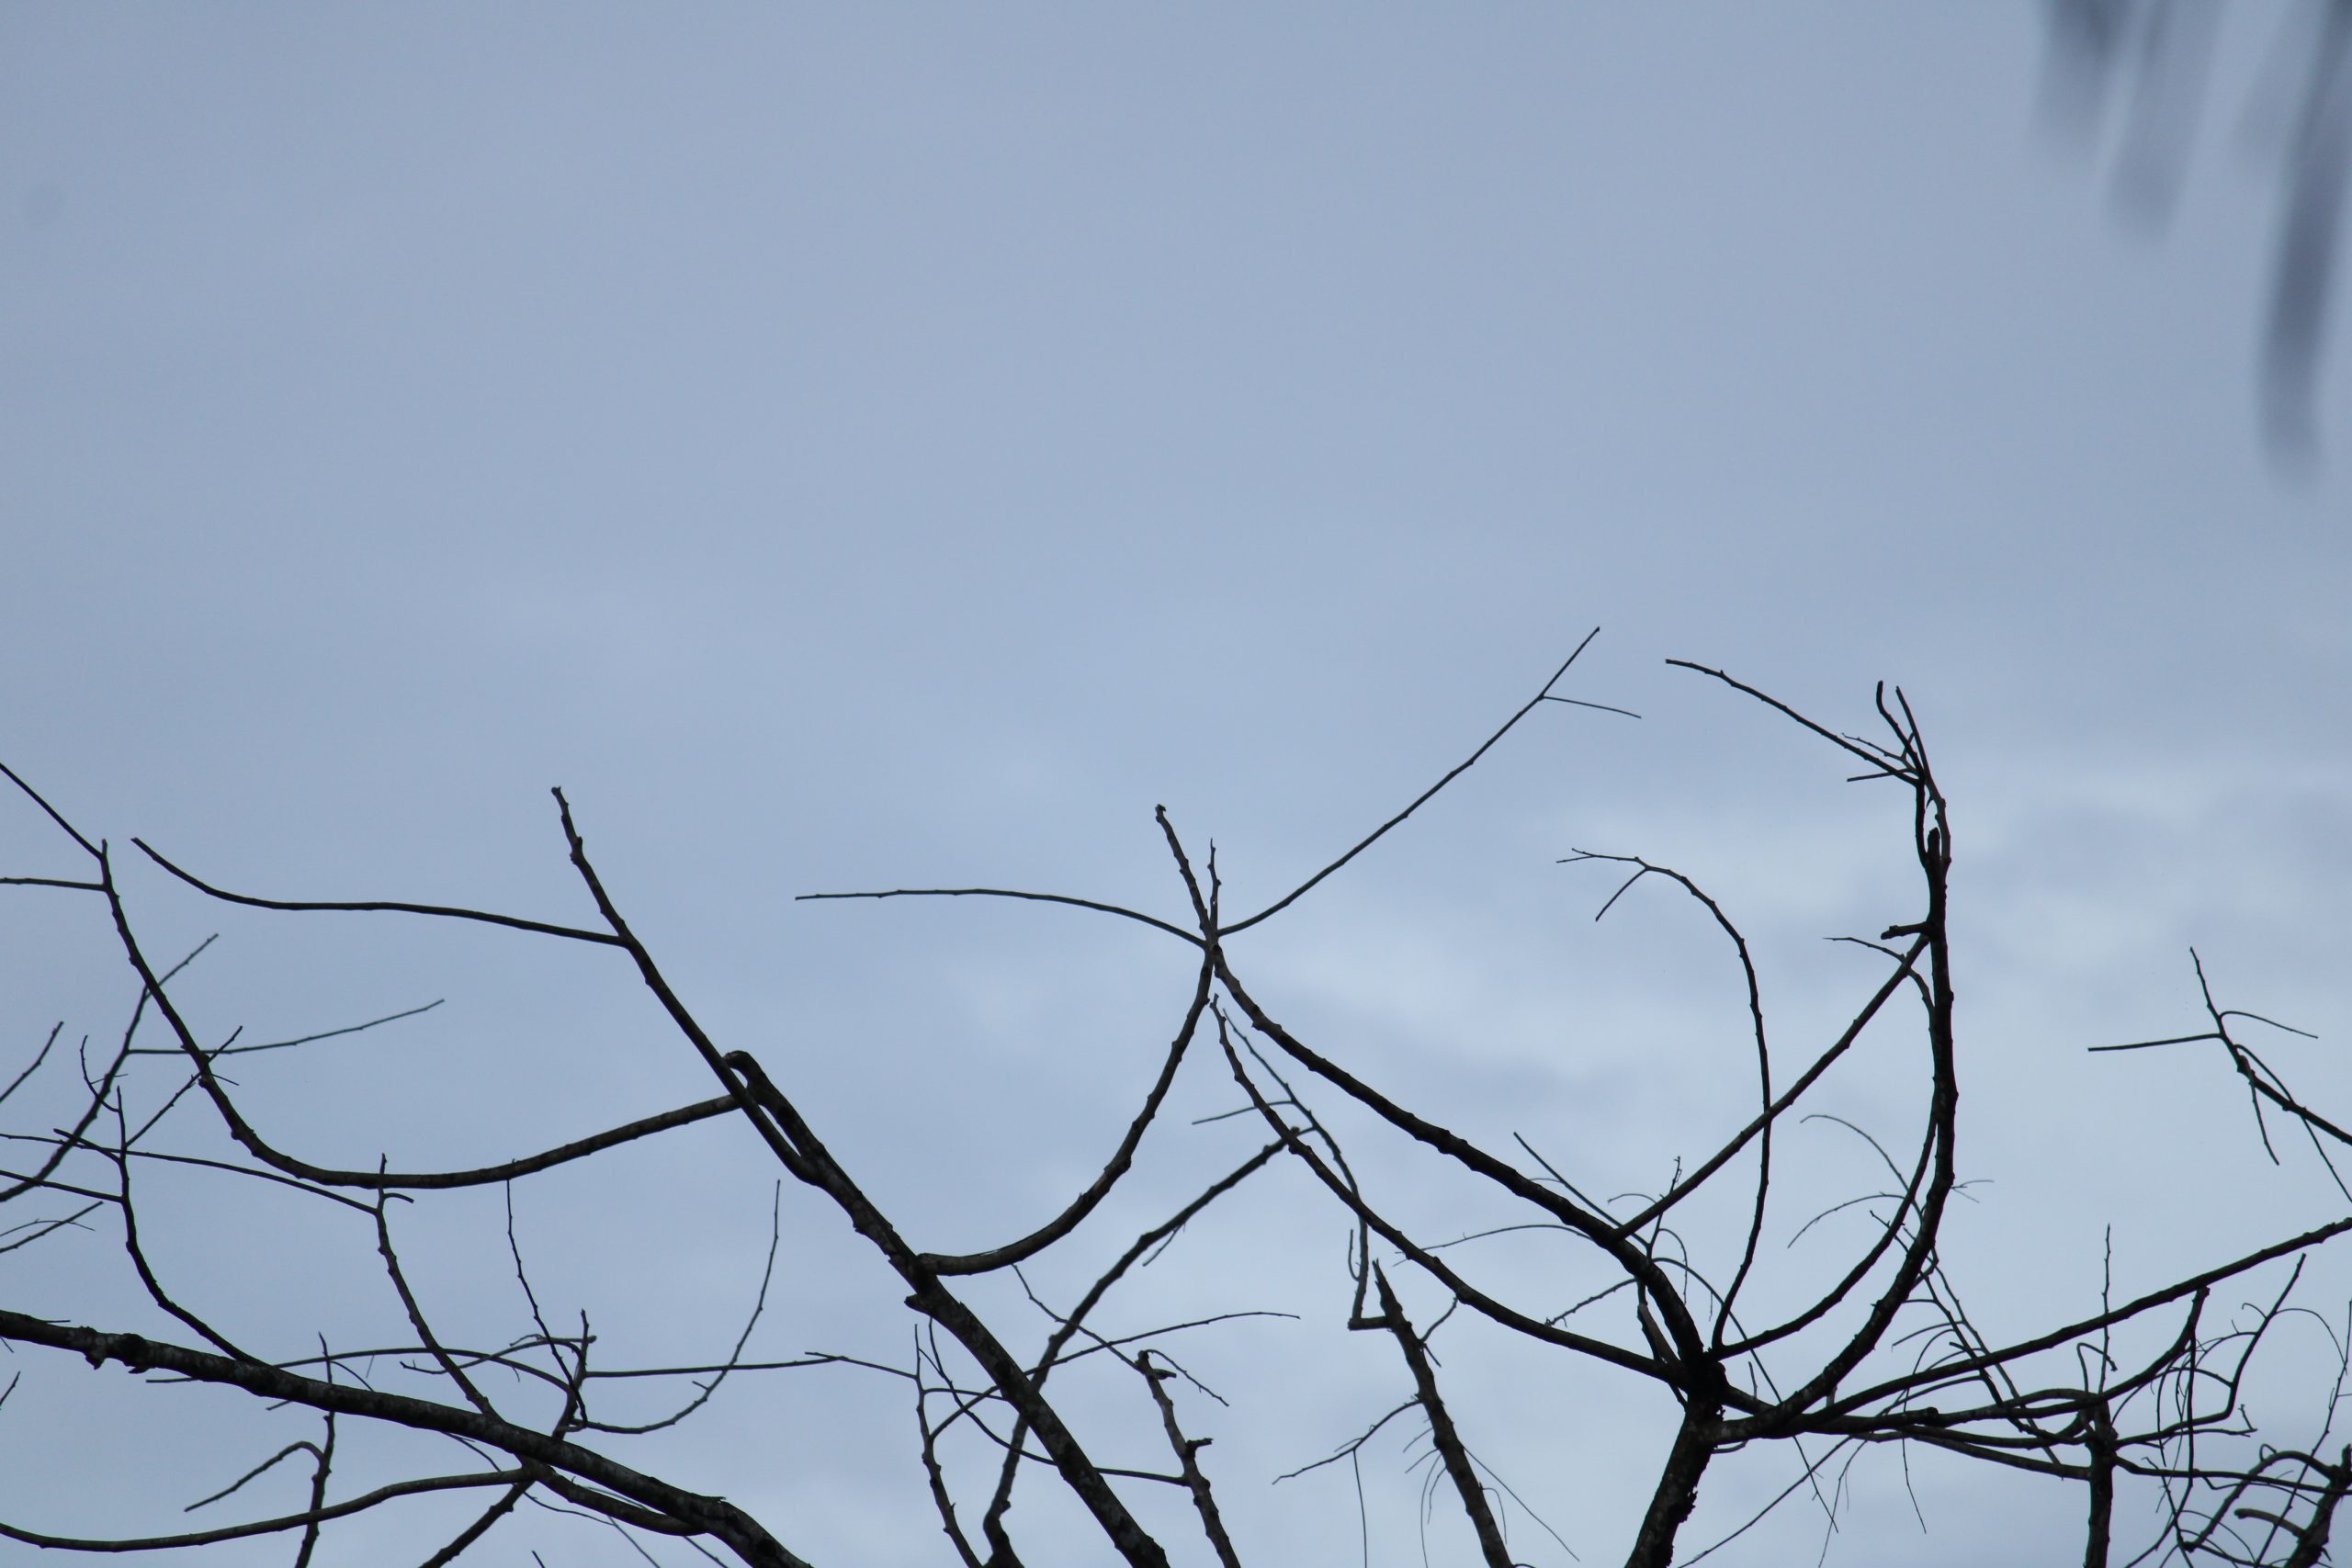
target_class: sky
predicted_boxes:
[3,5,2348,1566]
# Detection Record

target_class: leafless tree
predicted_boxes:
[3,641,2346,1566]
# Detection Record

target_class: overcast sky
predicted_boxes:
[4,6,2348,1566]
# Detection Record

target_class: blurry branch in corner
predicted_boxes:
[2041,0,2352,468]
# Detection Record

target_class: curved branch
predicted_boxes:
[133,840,624,947]
[795,886,1204,947]
[922,954,1215,1275]
[0,1468,527,1554]
[1564,852,1776,1348]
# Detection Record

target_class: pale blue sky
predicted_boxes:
[3,6,2346,1565]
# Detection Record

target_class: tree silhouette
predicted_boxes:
[4,645,2346,1565]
